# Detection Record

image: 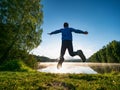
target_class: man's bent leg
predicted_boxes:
[67,41,86,62]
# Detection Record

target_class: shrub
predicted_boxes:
[0,60,33,72]
[23,54,38,69]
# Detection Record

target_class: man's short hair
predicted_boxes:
[64,22,69,27]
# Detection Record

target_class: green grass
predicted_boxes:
[0,72,120,90]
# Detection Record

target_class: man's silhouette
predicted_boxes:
[48,22,88,69]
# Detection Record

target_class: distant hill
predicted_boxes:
[34,56,57,62]
[89,40,120,63]
[33,55,85,62]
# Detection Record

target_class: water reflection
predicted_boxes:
[38,62,120,74]
[38,62,97,74]
[90,63,120,73]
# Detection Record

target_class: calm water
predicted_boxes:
[37,62,120,74]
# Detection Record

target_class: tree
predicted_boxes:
[0,0,43,64]
[89,40,120,63]
[99,46,107,62]
[111,40,120,62]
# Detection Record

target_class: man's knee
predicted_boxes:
[69,53,75,57]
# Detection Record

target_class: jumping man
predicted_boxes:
[48,22,88,69]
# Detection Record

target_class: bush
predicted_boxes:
[23,54,38,69]
[0,60,33,72]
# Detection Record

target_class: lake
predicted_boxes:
[37,62,120,74]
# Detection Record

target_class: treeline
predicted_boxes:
[34,56,57,62]
[89,40,120,63]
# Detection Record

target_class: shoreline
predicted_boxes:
[38,62,120,68]
[37,62,120,73]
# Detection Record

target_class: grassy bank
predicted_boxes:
[0,72,120,90]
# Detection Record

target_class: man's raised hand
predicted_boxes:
[47,33,52,35]
[84,31,88,34]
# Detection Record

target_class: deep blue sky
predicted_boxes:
[31,0,120,59]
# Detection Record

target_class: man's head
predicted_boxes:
[63,22,69,28]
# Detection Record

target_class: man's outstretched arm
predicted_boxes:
[71,28,88,35]
[48,30,61,35]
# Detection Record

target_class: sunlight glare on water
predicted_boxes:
[38,62,97,74]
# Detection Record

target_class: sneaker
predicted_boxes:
[57,57,64,69]
[77,50,86,62]
[57,61,62,69]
